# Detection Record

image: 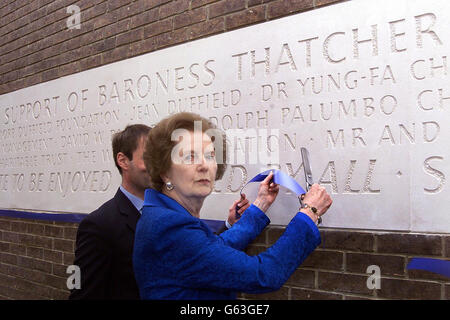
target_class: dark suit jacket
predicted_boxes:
[69,188,141,299]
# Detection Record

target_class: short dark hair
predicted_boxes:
[144,112,227,192]
[112,124,151,175]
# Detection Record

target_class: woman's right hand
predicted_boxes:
[253,171,279,213]
[299,184,332,223]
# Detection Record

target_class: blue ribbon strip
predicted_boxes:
[407,258,450,278]
[0,209,87,223]
[236,169,307,218]
[242,169,306,196]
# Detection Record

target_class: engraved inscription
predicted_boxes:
[0,0,449,232]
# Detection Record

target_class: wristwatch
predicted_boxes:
[301,203,322,225]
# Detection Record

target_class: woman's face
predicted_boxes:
[163,130,218,202]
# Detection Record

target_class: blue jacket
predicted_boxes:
[133,189,321,300]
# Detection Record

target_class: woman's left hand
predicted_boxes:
[227,193,250,226]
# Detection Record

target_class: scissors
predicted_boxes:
[300,147,322,225]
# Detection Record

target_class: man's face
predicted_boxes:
[127,136,151,193]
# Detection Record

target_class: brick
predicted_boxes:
[28,257,53,273]
[2,70,18,83]
[0,274,16,289]
[116,1,145,21]
[52,264,69,278]
[16,256,34,269]
[248,0,276,6]
[63,252,75,265]
[15,278,52,298]
[55,221,79,228]
[318,271,374,296]
[285,268,315,288]
[53,239,74,253]
[267,227,285,245]
[22,73,43,89]
[31,219,56,226]
[43,274,67,290]
[155,27,189,49]
[27,235,53,249]
[209,0,246,19]
[103,19,130,38]
[191,0,219,9]
[78,27,105,48]
[188,16,224,40]
[225,6,266,31]
[28,223,45,236]
[252,228,267,245]
[319,230,375,252]
[26,246,44,259]
[0,220,11,231]
[0,285,43,300]
[0,252,17,265]
[93,11,118,30]
[346,253,405,277]
[116,28,144,46]
[58,61,81,78]
[243,286,289,300]
[299,249,342,271]
[174,7,207,29]
[79,54,102,70]
[50,288,70,300]
[10,221,27,233]
[129,7,159,29]
[291,288,343,300]
[83,2,108,21]
[0,59,11,75]
[3,231,20,243]
[108,0,132,11]
[42,67,59,82]
[445,236,450,257]
[315,0,343,7]
[44,225,64,238]
[376,233,442,256]
[378,278,441,299]
[267,0,313,19]
[90,37,116,55]
[43,249,63,264]
[143,18,173,39]
[0,241,9,253]
[160,0,190,19]
[129,37,158,56]
[63,227,78,241]
[9,243,26,255]
[407,268,450,282]
[101,44,131,65]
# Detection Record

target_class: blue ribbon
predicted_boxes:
[242,169,306,196]
[407,258,450,278]
[236,169,307,218]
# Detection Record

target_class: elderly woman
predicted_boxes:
[133,112,332,300]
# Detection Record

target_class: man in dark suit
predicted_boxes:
[69,124,151,299]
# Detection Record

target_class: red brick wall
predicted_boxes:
[0,0,341,95]
[0,216,77,299]
[0,215,449,300]
[243,228,450,300]
[1,0,449,300]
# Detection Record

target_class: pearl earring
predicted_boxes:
[165,181,174,191]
